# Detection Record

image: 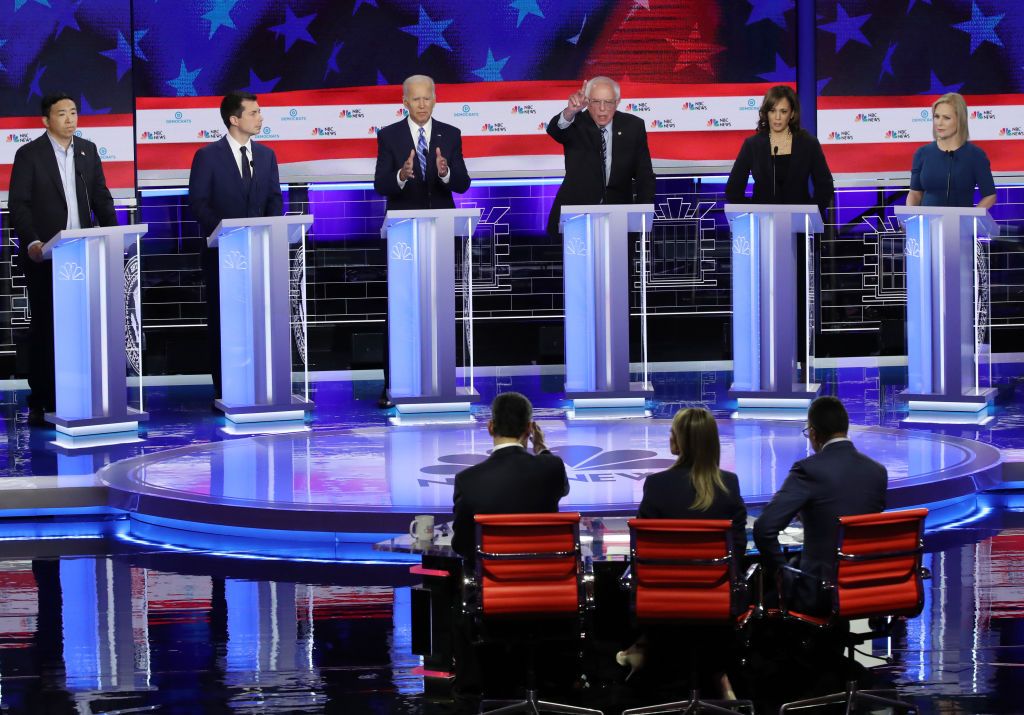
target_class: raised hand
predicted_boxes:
[435,147,449,178]
[529,421,548,454]
[562,80,589,121]
[399,148,416,181]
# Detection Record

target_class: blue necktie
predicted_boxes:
[416,127,427,179]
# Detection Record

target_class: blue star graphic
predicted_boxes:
[819,3,871,53]
[473,48,510,82]
[14,0,50,11]
[953,2,1003,54]
[100,31,132,81]
[377,70,389,85]
[203,0,239,39]
[134,29,149,62]
[269,6,316,52]
[400,6,453,56]
[0,39,7,73]
[353,0,376,13]
[167,60,201,97]
[53,0,81,39]
[920,70,963,95]
[906,0,931,12]
[324,41,343,81]
[878,42,896,83]
[79,94,111,115]
[746,0,793,28]
[509,0,544,28]
[245,68,280,94]
[757,53,794,82]
[817,77,832,94]
[28,65,45,100]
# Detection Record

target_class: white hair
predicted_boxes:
[585,76,621,102]
[402,75,436,98]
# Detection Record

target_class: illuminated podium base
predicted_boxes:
[565,381,654,409]
[730,384,821,410]
[214,396,314,424]
[901,388,996,413]
[46,407,149,437]
[390,385,480,414]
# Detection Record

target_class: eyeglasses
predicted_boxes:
[588,99,617,108]
[801,427,811,438]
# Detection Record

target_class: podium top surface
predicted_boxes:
[208,214,313,247]
[559,203,655,218]
[723,203,824,232]
[42,223,148,257]
[893,204,998,236]
[381,207,481,238]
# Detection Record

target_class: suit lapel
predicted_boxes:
[37,135,67,207]
[218,137,245,197]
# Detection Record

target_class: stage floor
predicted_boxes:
[1,362,1021,546]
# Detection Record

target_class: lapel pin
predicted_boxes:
[617,131,622,136]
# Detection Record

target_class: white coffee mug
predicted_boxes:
[409,514,435,542]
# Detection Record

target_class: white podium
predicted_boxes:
[208,215,314,423]
[894,205,997,412]
[42,224,149,437]
[725,204,823,408]
[382,208,481,413]
[559,204,655,409]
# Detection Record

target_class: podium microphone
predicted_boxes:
[945,149,955,206]
[772,144,779,200]
[76,169,92,227]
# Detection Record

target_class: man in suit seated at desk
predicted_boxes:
[754,396,888,615]
[451,391,569,564]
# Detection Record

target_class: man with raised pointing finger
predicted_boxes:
[546,77,655,237]
[372,75,471,406]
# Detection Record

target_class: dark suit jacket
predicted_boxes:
[545,110,656,236]
[188,136,283,242]
[753,440,887,612]
[725,129,835,219]
[8,133,117,278]
[638,467,748,557]
[452,445,570,564]
[373,118,471,211]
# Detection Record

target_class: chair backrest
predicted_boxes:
[832,508,928,619]
[474,512,583,617]
[627,518,738,623]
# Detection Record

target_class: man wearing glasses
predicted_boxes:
[753,396,888,615]
[545,76,655,237]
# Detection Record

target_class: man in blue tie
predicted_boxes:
[372,75,471,406]
[546,77,655,237]
[188,91,283,402]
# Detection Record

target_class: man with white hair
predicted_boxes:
[545,76,655,236]
[372,75,471,406]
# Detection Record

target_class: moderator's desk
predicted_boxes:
[374,516,802,694]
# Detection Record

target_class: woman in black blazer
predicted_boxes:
[618,408,747,696]
[725,85,834,218]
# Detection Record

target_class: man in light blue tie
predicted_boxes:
[546,76,656,237]
[372,75,472,406]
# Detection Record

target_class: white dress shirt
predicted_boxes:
[226,133,254,178]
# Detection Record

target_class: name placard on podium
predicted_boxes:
[725,203,823,409]
[208,215,314,423]
[894,205,997,413]
[382,208,481,414]
[559,204,655,409]
[42,224,149,437]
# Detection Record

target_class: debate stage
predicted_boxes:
[2,363,1017,557]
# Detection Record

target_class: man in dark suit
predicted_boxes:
[545,77,656,237]
[188,91,283,400]
[372,74,471,407]
[753,396,888,615]
[451,391,569,563]
[8,93,118,427]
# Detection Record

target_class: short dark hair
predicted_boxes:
[807,396,849,440]
[41,93,76,117]
[756,85,801,134]
[220,91,258,128]
[490,392,532,439]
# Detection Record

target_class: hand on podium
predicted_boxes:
[27,241,44,263]
[399,149,416,182]
[435,147,449,178]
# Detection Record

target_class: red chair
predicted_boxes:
[470,512,603,715]
[622,518,755,715]
[778,508,929,714]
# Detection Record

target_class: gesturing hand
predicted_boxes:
[562,81,588,121]
[435,147,449,178]
[399,149,416,181]
[529,421,548,454]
